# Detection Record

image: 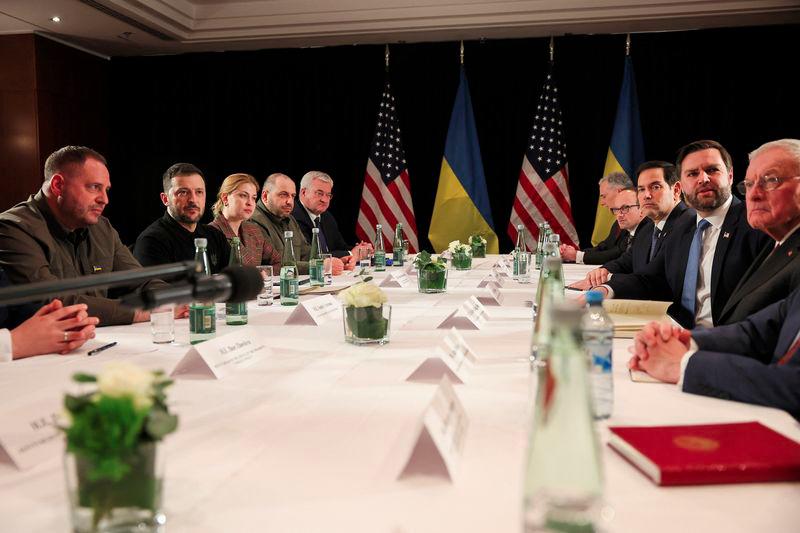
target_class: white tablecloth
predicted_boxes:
[1,257,798,532]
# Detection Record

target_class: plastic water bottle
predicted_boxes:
[582,290,614,419]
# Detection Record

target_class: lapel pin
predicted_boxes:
[93,266,103,273]
[789,250,794,257]
[723,232,731,239]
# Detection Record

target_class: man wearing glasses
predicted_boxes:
[598,140,770,328]
[560,185,646,265]
[292,171,371,266]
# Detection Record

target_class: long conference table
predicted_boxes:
[1,257,798,532]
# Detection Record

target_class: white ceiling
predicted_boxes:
[1,0,799,57]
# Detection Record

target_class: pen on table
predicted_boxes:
[87,342,117,356]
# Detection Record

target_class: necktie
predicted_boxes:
[649,227,661,261]
[624,233,633,252]
[314,217,329,253]
[680,219,711,317]
[777,328,800,366]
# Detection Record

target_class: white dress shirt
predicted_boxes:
[694,195,733,328]
[0,328,12,362]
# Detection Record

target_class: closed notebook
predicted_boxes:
[608,422,800,486]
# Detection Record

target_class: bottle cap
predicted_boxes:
[585,290,604,305]
[194,238,207,247]
[284,231,293,238]
[549,234,560,243]
[517,224,524,230]
[376,224,383,229]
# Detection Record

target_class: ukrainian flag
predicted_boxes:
[590,55,645,245]
[429,67,499,254]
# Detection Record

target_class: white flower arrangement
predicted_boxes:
[448,240,472,255]
[339,281,388,308]
[469,234,487,245]
[96,361,158,410]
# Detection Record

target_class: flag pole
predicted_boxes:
[625,33,631,56]
[385,44,390,72]
[549,36,554,63]
[459,40,464,65]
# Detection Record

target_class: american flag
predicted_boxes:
[356,80,419,253]
[508,64,579,250]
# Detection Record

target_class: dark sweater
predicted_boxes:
[134,213,230,274]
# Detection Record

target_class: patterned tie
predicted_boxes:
[777,329,800,366]
[680,219,711,317]
[649,227,661,261]
[314,217,329,253]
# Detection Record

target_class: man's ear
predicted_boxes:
[160,192,170,207]
[49,174,66,197]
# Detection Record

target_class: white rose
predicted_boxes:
[97,361,155,410]
[447,240,462,253]
[339,282,388,308]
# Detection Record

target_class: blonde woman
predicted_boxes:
[209,173,281,268]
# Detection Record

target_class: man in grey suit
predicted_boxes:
[717,138,800,325]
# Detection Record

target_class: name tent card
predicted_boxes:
[379,270,413,288]
[285,295,341,325]
[399,378,469,481]
[0,400,63,470]
[171,328,269,379]
[436,296,489,330]
[477,281,504,306]
[477,272,503,288]
[407,328,476,384]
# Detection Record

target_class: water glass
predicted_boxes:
[517,252,533,283]
[150,305,175,344]
[321,253,333,285]
[358,246,371,271]
[256,265,274,306]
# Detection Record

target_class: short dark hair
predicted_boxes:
[43,146,106,182]
[162,163,204,194]
[676,140,732,176]
[636,160,679,186]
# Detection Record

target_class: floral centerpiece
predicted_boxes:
[414,251,448,293]
[339,280,391,344]
[62,362,178,533]
[448,240,473,270]
[469,234,487,258]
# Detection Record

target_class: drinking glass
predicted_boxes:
[321,254,333,285]
[150,305,174,344]
[256,265,274,306]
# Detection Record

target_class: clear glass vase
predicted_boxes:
[65,442,166,533]
[451,252,473,270]
[470,242,486,258]
[417,267,448,293]
[343,304,391,345]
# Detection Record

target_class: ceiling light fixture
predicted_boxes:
[50,16,61,23]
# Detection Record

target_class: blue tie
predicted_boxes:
[680,219,711,317]
[649,227,661,261]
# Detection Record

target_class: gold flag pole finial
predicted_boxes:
[625,33,631,56]
[549,36,554,62]
[459,40,464,65]
[385,44,390,72]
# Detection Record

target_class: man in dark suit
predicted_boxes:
[573,161,690,288]
[717,138,800,325]
[629,286,800,420]
[597,140,771,328]
[560,171,633,264]
[292,171,369,266]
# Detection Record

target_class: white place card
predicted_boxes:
[477,272,503,288]
[285,295,341,325]
[0,400,63,470]
[477,281,504,306]
[399,378,468,481]
[493,264,511,278]
[442,327,479,366]
[406,349,464,384]
[171,328,269,379]
[436,297,488,330]
[379,270,413,288]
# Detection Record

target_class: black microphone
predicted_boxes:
[120,265,263,310]
[0,261,198,306]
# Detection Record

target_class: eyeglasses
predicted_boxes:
[736,175,800,195]
[610,204,639,215]
[312,189,333,199]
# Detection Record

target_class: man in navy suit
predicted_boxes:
[716,138,800,325]
[572,161,689,288]
[597,140,770,328]
[630,286,800,420]
[291,171,370,267]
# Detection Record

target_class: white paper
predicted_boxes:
[442,327,478,366]
[399,378,468,481]
[0,400,63,470]
[285,295,341,326]
[171,328,270,379]
[379,270,413,288]
[476,281,504,307]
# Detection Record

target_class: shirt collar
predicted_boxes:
[33,190,89,243]
[697,194,733,229]
[777,221,800,246]
[303,204,319,224]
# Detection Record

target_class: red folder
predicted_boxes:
[608,421,800,486]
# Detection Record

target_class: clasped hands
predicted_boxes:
[629,320,693,384]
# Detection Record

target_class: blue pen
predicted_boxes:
[88,342,117,356]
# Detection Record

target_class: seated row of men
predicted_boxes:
[1,139,799,421]
[0,146,370,359]
[564,138,800,418]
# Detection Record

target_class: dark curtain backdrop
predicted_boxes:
[106,24,799,250]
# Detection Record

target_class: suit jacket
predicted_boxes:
[607,196,771,328]
[687,286,800,419]
[0,268,38,330]
[249,201,310,274]
[582,222,628,265]
[603,202,690,274]
[717,228,800,325]
[291,203,351,258]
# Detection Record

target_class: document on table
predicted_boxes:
[603,299,671,338]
